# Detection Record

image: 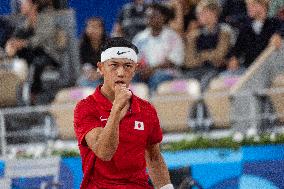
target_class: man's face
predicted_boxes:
[86,19,104,40]
[197,8,217,27]
[98,58,137,92]
[135,0,144,5]
[20,0,33,15]
[147,8,165,29]
[246,1,266,18]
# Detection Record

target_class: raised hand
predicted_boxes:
[113,84,132,112]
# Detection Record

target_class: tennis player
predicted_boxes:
[74,37,174,189]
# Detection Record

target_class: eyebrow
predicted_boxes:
[109,60,133,65]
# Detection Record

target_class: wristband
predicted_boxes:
[160,184,174,189]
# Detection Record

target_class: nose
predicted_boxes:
[116,65,125,77]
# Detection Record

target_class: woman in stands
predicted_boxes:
[5,0,60,104]
[77,17,108,88]
[227,0,282,69]
[183,0,233,91]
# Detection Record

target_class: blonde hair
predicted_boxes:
[245,0,270,9]
[196,0,221,17]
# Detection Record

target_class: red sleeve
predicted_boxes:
[147,106,163,146]
[73,100,102,145]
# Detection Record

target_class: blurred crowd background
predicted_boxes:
[0,0,283,144]
[0,0,284,188]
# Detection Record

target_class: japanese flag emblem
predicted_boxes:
[134,121,144,131]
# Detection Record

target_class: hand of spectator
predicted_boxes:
[186,29,199,41]
[186,20,199,34]
[5,39,18,57]
[5,42,14,57]
[6,38,28,56]
[13,39,28,50]
[227,56,240,71]
[269,34,282,49]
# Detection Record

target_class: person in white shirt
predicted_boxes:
[132,3,185,93]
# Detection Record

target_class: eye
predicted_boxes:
[125,64,133,69]
[110,63,117,68]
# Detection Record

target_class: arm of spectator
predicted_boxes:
[166,30,185,67]
[184,30,204,68]
[28,13,56,49]
[169,0,185,36]
[230,25,247,60]
[269,33,282,49]
[199,30,231,67]
[5,38,28,57]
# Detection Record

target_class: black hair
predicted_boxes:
[31,0,53,12]
[100,37,139,56]
[81,17,107,49]
[148,3,175,24]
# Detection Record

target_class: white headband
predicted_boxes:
[101,47,138,63]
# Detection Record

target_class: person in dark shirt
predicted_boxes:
[228,0,282,68]
[219,0,247,28]
[77,17,107,88]
[0,17,14,49]
[184,0,233,91]
[5,0,59,100]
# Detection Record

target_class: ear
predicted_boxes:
[97,62,104,75]
[134,63,139,72]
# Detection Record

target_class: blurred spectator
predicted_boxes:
[219,0,247,28]
[112,0,148,41]
[268,0,284,18]
[219,56,245,77]
[10,0,22,14]
[0,17,14,49]
[10,0,66,14]
[77,17,107,88]
[133,3,184,93]
[183,0,233,91]
[271,1,284,36]
[52,0,68,10]
[5,0,60,100]
[228,0,282,69]
[168,0,200,37]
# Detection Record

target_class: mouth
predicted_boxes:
[115,81,126,85]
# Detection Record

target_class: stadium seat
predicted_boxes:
[50,84,148,139]
[269,74,284,123]
[151,79,201,133]
[0,70,22,107]
[50,87,95,140]
[130,82,149,100]
[204,76,240,128]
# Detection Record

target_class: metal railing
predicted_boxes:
[0,87,283,156]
